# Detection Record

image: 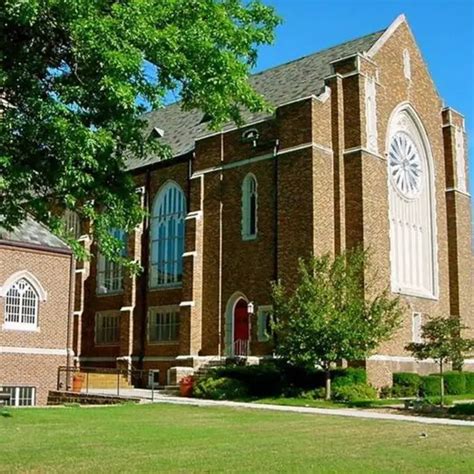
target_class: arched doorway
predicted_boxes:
[233,299,250,356]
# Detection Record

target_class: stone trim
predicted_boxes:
[0,346,71,356]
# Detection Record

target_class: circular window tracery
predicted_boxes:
[389,131,423,199]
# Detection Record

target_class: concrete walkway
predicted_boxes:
[84,388,474,427]
[151,395,474,427]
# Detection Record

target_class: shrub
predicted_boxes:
[379,386,392,399]
[276,362,367,392]
[332,368,367,388]
[392,372,422,397]
[423,396,453,406]
[420,375,441,397]
[443,372,466,395]
[448,403,474,416]
[464,372,474,393]
[333,384,377,403]
[193,377,248,400]
[214,363,282,396]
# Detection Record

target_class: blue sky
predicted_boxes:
[256,0,474,194]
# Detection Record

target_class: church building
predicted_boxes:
[74,15,473,388]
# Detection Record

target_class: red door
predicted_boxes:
[234,299,249,355]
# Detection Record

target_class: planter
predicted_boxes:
[72,374,85,392]
[180,376,194,397]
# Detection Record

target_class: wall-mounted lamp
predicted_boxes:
[247,301,255,316]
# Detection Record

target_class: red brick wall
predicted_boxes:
[0,245,72,404]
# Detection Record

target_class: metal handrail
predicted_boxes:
[56,366,148,396]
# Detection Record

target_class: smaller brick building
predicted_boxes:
[0,217,73,405]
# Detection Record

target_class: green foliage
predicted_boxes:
[214,364,282,397]
[379,386,392,399]
[332,384,377,403]
[193,376,248,400]
[0,0,280,263]
[406,316,474,371]
[272,248,402,398]
[392,372,421,397]
[420,375,441,397]
[423,396,453,407]
[406,316,474,406]
[465,372,474,393]
[332,368,367,388]
[443,372,466,395]
[448,403,474,416]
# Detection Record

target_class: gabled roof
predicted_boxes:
[127,27,386,171]
[0,216,70,251]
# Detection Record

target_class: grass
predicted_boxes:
[1,404,473,473]
[254,393,474,410]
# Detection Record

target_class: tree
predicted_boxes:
[406,316,474,407]
[0,0,279,265]
[272,249,402,400]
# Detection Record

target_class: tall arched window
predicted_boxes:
[150,182,186,287]
[242,173,258,240]
[97,229,127,295]
[387,104,437,298]
[4,279,39,329]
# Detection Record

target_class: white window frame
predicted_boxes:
[3,278,40,331]
[148,306,180,344]
[95,311,120,346]
[96,229,126,295]
[257,305,273,342]
[149,182,186,288]
[387,104,438,300]
[241,173,258,240]
[412,312,422,343]
[1,386,36,406]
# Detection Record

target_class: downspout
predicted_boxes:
[66,253,75,389]
[273,139,280,282]
[138,168,151,370]
[217,132,224,357]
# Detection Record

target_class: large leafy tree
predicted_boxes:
[0,0,279,264]
[406,316,474,406]
[272,249,402,399]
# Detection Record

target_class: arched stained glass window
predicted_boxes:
[242,173,257,239]
[97,229,127,294]
[150,182,186,287]
[4,279,39,328]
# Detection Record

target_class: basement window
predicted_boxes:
[1,386,36,406]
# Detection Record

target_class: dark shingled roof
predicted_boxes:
[127,28,385,170]
[0,216,69,251]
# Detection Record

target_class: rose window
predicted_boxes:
[389,132,423,198]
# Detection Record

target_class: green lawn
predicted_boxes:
[1,404,473,473]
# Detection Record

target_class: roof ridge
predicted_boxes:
[251,28,386,78]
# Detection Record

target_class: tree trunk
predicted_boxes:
[325,369,331,400]
[440,361,445,408]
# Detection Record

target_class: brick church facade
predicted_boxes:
[72,15,472,388]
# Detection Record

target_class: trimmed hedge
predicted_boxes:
[193,377,248,400]
[332,368,367,387]
[464,372,474,393]
[333,383,377,402]
[214,364,282,396]
[448,402,474,416]
[215,363,367,396]
[392,372,421,397]
[421,375,442,397]
[443,372,466,395]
